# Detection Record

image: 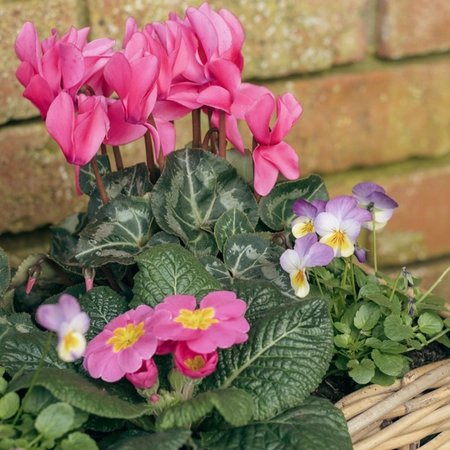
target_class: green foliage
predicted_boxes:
[131,244,221,308]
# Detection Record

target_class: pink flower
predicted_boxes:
[36,294,90,362]
[46,92,109,167]
[83,305,170,382]
[245,93,302,196]
[174,341,218,378]
[125,358,159,389]
[154,291,250,353]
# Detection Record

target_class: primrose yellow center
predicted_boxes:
[185,355,206,372]
[63,332,80,353]
[107,322,145,352]
[174,308,218,330]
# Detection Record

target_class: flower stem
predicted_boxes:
[349,257,357,300]
[218,110,226,159]
[12,332,53,426]
[417,264,450,304]
[313,268,324,298]
[112,146,124,171]
[202,127,219,150]
[341,258,349,289]
[91,156,109,205]
[101,265,122,293]
[144,130,156,184]
[148,114,165,173]
[100,143,108,155]
[192,108,201,149]
[389,269,403,302]
[182,380,195,401]
[372,214,378,273]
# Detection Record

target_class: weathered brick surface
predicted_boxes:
[325,155,450,265]
[86,0,366,79]
[0,122,87,234]
[377,0,450,59]
[0,0,84,125]
[271,58,450,175]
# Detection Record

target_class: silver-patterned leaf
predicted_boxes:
[259,174,328,230]
[214,209,255,252]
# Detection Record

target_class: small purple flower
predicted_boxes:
[352,182,398,230]
[36,294,90,362]
[291,199,327,238]
[280,233,334,298]
[314,196,372,258]
[354,242,366,263]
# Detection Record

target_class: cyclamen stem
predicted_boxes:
[192,108,201,149]
[144,130,156,184]
[202,127,219,151]
[251,135,261,203]
[218,110,226,159]
[149,114,165,173]
[12,332,53,426]
[101,265,122,293]
[38,258,75,287]
[91,156,109,205]
[100,143,108,155]
[112,146,124,171]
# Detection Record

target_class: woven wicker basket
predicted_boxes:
[335,359,450,449]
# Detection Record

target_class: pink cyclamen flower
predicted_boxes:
[280,234,334,298]
[245,92,302,196]
[314,196,373,258]
[291,199,327,238]
[125,358,159,390]
[36,294,90,362]
[83,305,170,382]
[352,182,399,230]
[46,92,109,167]
[174,341,218,379]
[154,291,250,353]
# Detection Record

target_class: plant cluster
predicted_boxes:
[1,2,449,449]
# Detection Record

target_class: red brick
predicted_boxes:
[266,58,450,175]
[87,0,366,79]
[377,0,450,59]
[325,155,450,265]
[0,0,84,125]
[0,123,87,234]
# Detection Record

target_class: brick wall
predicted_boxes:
[1,0,450,269]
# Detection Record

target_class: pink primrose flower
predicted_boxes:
[280,234,334,298]
[154,291,249,353]
[314,196,373,258]
[125,358,159,389]
[352,182,398,231]
[36,294,90,362]
[291,199,327,239]
[174,341,218,378]
[245,93,302,196]
[83,305,170,383]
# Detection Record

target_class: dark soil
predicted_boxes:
[314,342,450,404]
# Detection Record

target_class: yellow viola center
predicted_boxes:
[174,308,219,330]
[107,322,145,353]
[63,332,80,354]
[301,220,314,234]
[293,269,306,287]
[329,230,346,247]
[292,219,315,238]
[184,355,206,372]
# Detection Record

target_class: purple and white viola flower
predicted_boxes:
[352,182,398,230]
[280,233,334,298]
[36,294,90,362]
[291,198,327,239]
[314,196,373,258]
